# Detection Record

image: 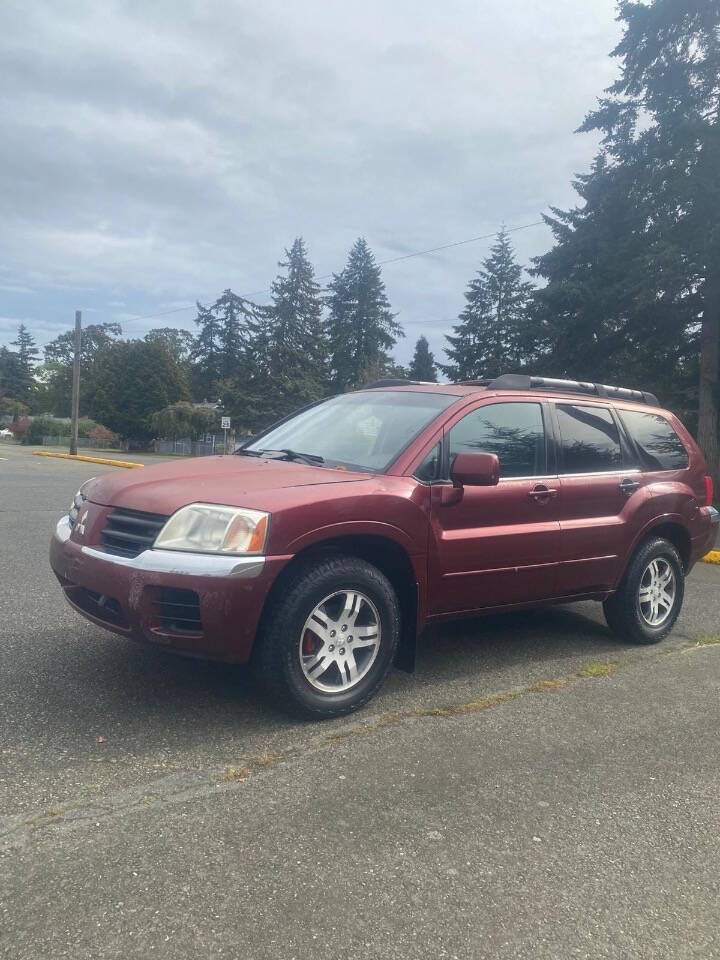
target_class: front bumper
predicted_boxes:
[50,515,290,662]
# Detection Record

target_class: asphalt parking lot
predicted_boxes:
[2,443,720,959]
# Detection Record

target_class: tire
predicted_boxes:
[253,554,401,719]
[603,537,684,645]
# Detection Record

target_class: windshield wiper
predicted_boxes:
[235,448,263,457]
[256,448,325,465]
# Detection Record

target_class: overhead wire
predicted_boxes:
[117,219,546,326]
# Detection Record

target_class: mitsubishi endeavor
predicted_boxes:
[50,374,719,718]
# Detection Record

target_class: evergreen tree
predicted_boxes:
[441,230,536,382]
[534,0,720,488]
[0,346,26,401]
[191,301,223,398]
[260,237,327,421]
[9,324,39,400]
[326,238,403,391]
[408,336,438,381]
[191,290,260,400]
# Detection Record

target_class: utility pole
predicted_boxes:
[69,310,81,456]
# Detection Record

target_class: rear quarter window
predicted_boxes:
[619,410,689,471]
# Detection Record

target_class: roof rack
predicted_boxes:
[460,374,659,406]
[362,378,435,389]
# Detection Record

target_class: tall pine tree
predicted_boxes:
[408,336,438,381]
[534,0,720,489]
[260,237,327,421]
[191,290,260,400]
[326,238,403,391]
[9,324,39,401]
[441,230,536,382]
[0,346,26,403]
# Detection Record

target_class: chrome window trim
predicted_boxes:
[498,468,640,483]
[498,475,557,483]
[558,468,641,479]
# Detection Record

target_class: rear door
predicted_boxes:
[551,401,645,593]
[428,399,561,615]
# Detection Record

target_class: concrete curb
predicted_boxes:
[33,451,144,469]
[702,550,720,565]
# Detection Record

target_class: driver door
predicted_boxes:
[428,400,561,615]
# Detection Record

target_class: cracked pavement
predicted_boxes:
[2,444,720,959]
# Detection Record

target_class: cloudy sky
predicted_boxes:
[0,0,621,364]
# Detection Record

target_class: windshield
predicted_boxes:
[243,390,457,472]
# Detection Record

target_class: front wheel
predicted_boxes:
[603,537,684,645]
[253,555,401,718]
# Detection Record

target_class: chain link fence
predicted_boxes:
[42,436,121,450]
[153,436,230,456]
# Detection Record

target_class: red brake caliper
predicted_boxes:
[302,630,316,656]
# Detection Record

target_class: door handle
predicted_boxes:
[528,484,558,501]
[619,478,640,496]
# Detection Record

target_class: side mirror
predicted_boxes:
[450,452,500,486]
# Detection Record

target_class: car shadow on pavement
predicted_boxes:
[17,602,621,744]
[416,603,618,671]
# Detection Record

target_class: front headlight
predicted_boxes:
[154,503,269,555]
[68,478,97,524]
[69,490,84,524]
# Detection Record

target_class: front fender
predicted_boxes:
[285,519,423,556]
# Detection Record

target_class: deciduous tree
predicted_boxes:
[92,339,190,441]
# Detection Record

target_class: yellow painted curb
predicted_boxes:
[702,550,720,565]
[33,451,144,469]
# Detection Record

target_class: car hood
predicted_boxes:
[86,455,370,515]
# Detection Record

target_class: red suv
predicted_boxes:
[50,375,718,718]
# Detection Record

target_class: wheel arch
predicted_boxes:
[256,534,422,672]
[621,518,692,584]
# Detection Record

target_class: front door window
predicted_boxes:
[448,401,546,478]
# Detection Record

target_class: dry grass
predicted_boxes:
[528,678,571,693]
[221,765,252,782]
[251,752,285,768]
[411,690,523,717]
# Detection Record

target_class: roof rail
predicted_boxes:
[361,378,434,389]
[458,373,659,406]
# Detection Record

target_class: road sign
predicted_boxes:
[221,417,231,430]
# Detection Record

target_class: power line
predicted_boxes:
[119,219,546,326]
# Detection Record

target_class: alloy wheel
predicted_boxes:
[299,590,381,693]
[637,557,676,626]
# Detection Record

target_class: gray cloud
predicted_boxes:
[0,0,620,362]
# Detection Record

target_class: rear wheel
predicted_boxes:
[603,537,684,645]
[253,555,400,718]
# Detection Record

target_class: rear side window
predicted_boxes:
[448,402,546,478]
[556,404,622,474]
[620,410,689,471]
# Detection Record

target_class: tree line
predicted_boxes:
[0,0,718,486]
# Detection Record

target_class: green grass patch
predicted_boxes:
[695,634,720,647]
[578,661,615,678]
